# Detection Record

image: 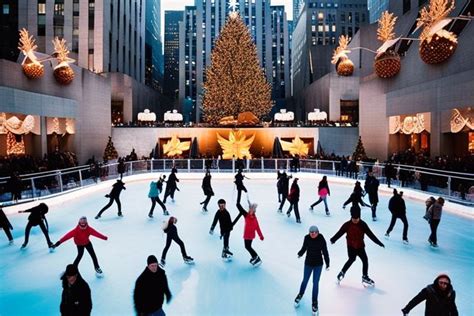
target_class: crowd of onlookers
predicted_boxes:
[112,120,358,128]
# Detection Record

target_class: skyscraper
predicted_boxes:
[145,0,163,90]
[179,0,290,123]
[293,0,304,23]
[163,10,183,98]
[367,0,389,23]
[0,0,19,61]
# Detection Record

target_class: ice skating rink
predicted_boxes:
[1,173,473,316]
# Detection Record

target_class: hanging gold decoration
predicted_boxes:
[52,37,75,85]
[374,11,401,78]
[417,0,457,64]
[18,29,44,79]
[216,130,255,159]
[331,35,354,76]
[280,136,309,157]
[163,135,191,157]
[7,131,26,155]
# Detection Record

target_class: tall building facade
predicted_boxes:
[270,6,290,103]
[145,0,163,90]
[367,0,389,24]
[163,10,183,98]
[0,0,19,61]
[293,0,304,23]
[17,0,145,83]
[179,0,290,123]
[292,0,368,99]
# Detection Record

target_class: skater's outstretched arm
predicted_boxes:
[210,212,219,233]
[255,220,264,241]
[88,226,108,240]
[297,236,308,257]
[330,223,348,244]
[402,288,429,314]
[362,222,384,247]
[236,203,248,217]
[342,196,352,208]
[56,228,77,245]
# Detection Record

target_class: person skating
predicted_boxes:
[160,216,193,267]
[330,207,384,287]
[309,176,331,216]
[236,201,264,266]
[18,203,54,250]
[294,225,330,316]
[209,199,234,260]
[0,208,14,245]
[200,171,214,212]
[364,171,380,221]
[95,179,126,219]
[426,197,445,248]
[148,176,168,218]
[163,168,179,204]
[287,178,301,223]
[402,273,458,316]
[277,171,292,213]
[234,169,249,204]
[117,157,126,180]
[277,170,283,203]
[133,255,172,316]
[60,264,92,316]
[385,189,409,244]
[342,181,371,211]
[53,216,108,277]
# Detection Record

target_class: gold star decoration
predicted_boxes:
[163,135,191,157]
[217,130,255,159]
[280,136,309,157]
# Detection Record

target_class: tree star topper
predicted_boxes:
[229,0,239,12]
[217,130,255,159]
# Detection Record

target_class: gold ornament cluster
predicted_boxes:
[332,35,354,76]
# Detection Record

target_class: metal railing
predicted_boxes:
[1,159,473,206]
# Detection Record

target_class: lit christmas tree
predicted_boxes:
[352,136,368,161]
[202,12,272,125]
[103,136,118,161]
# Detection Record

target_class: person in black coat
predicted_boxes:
[117,158,126,180]
[276,170,283,202]
[7,173,22,202]
[19,203,53,249]
[343,182,371,210]
[60,264,92,316]
[385,189,409,243]
[0,208,14,244]
[277,171,292,212]
[364,171,380,221]
[95,179,126,218]
[200,171,214,212]
[160,217,193,267]
[234,169,249,204]
[163,168,179,204]
[294,225,330,314]
[286,178,301,223]
[134,255,172,316]
[209,199,234,259]
[402,274,458,316]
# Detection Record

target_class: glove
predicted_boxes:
[166,294,172,304]
[297,255,302,259]
[209,229,214,235]
[401,308,408,315]
[260,236,264,241]
[342,205,346,209]
[326,266,330,271]
[105,194,110,198]
[381,244,385,248]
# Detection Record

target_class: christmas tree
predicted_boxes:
[103,136,118,161]
[352,136,367,161]
[202,12,272,125]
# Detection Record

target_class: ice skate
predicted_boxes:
[312,302,319,316]
[8,240,14,245]
[94,214,101,219]
[163,210,169,216]
[117,212,123,217]
[20,243,27,250]
[224,248,234,256]
[183,256,195,264]
[336,271,345,284]
[222,252,232,262]
[296,218,301,223]
[277,208,282,213]
[159,259,166,268]
[430,242,439,248]
[372,217,377,221]
[148,212,154,218]
[48,243,55,253]
[362,275,375,287]
[251,256,262,267]
[201,207,208,213]
[286,210,291,217]
[384,232,390,239]
[95,268,104,278]
[309,206,314,211]
[403,239,409,245]
[294,294,302,307]
[326,211,330,216]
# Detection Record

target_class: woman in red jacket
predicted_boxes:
[236,202,264,266]
[53,216,108,276]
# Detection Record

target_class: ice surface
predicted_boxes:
[1,173,473,315]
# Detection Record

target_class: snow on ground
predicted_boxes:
[1,173,473,316]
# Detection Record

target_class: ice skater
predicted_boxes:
[364,171,380,221]
[200,171,214,212]
[234,169,249,204]
[53,216,108,277]
[330,207,384,287]
[209,199,234,260]
[402,273,458,315]
[60,264,92,315]
[18,203,54,250]
[0,208,14,245]
[342,181,371,212]
[277,170,283,202]
[385,189,409,244]
[236,201,264,266]
[95,179,126,219]
[426,197,445,248]
[277,171,292,213]
[309,176,331,216]
[160,216,194,267]
[163,168,179,203]
[287,178,301,223]
[148,176,168,218]
[294,225,330,316]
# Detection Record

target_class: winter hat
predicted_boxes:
[309,225,319,233]
[350,207,361,219]
[218,199,226,205]
[65,264,78,276]
[147,255,158,265]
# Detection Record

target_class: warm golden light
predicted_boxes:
[216,130,255,159]
[280,136,309,157]
[163,135,191,157]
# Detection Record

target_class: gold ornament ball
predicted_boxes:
[22,63,44,79]
[53,65,75,85]
[419,34,457,65]
[374,50,401,79]
[336,58,354,76]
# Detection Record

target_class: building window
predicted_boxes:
[54,2,64,16]
[38,3,46,14]
[3,4,10,14]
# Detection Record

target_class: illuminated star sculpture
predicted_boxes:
[163,135,191,157]
[228,0,239,12]
[217,130,255,159]
[280,136,309,157]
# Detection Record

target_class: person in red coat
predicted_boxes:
[53,216,108,276]
[236,201,264,266]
